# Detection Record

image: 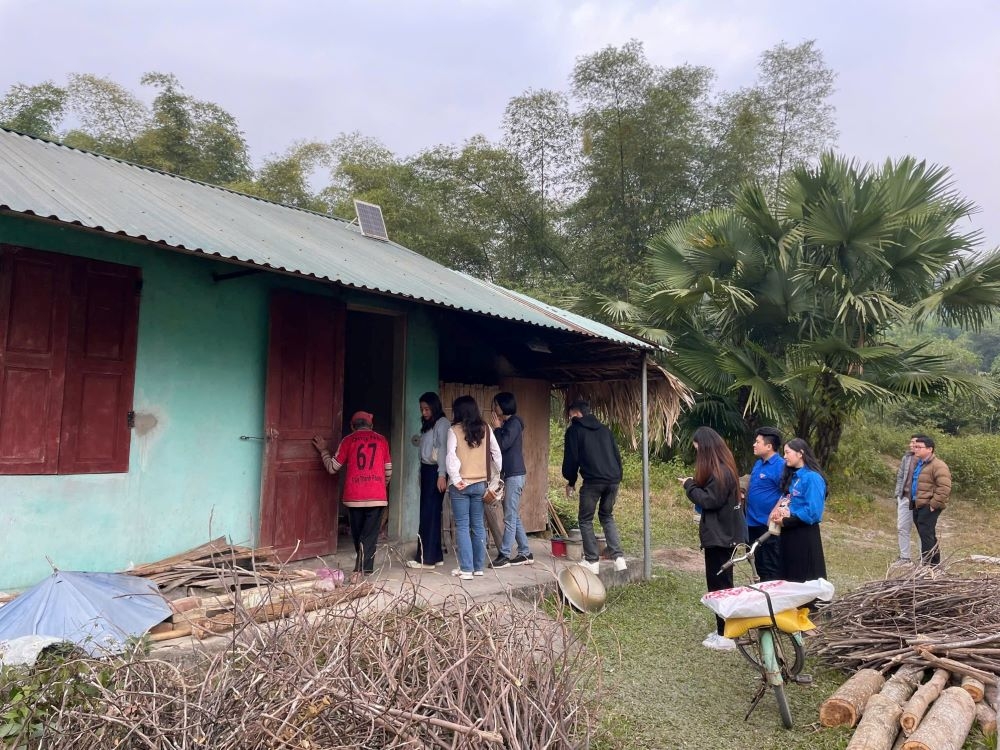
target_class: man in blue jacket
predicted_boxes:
[746,427,784,581]
[562,400,626,575]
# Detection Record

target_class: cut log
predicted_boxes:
[901,686,976,750]
[147,625,193,642]
[961,675,985,702]
[846,694,903,750]
[975,701,997,738]
[820,668,886,727]
[881,668,922,706]
[900,668,949,735]
[987,682,999,716]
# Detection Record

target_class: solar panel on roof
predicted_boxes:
[353,199,389,241]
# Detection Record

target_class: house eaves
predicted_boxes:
[0,128,653,351]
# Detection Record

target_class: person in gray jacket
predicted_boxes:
[892,435,919,562]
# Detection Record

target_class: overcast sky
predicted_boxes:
[2,0,999,245]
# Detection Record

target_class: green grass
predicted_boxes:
[548,422,1000,749]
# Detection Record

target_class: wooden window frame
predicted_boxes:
[0,244,141,475]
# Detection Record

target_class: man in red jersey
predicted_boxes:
[312,411,392,582]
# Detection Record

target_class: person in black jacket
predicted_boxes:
[562,400,626,574]
[680,426,746,651]
[488,392,533,568]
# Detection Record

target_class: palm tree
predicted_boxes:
[583,153,1000,465]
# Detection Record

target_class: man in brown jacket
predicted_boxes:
[908,435,951,566]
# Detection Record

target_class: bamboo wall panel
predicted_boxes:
[440,379,550,533]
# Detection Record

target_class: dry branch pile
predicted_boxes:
[1,585,598,749]
[814,564,1000,749]
[812,565,1000,679]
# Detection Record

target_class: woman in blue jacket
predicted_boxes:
[770,437,827,582]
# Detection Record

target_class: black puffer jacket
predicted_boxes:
[683,471,746,549]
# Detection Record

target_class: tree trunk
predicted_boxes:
[985,680,998,715]
[820,668,885,727]
[881,668,922,706]
[846,694,903,750]
[975,701,997,738]
[901,687,976,750]
[900,669,949,735]
[961,675,985,702]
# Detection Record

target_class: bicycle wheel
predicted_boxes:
[773,683,793,728]
[736,629,805,677]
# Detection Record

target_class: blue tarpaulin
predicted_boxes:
[0,571,170,657]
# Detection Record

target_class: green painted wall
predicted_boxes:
[0,216,432,590]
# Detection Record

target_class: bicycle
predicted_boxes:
[711,531,811,729]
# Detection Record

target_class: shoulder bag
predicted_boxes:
[483,429,505,506]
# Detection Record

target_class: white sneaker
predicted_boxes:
[702,633,736,651]
[578,560,600,574]
[451,568,473,581]
[613,556,627,572]
[405,560,435,570]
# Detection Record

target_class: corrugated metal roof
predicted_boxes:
[0,128,652,350]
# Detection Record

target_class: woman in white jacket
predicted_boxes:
[445,395,501,580]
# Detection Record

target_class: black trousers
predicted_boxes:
[747,524,782,582]
[705,546,735,637]
[415,463,445,565]
[348,506,384,574]
[913,506,942,565]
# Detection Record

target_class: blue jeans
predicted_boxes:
[450,481,486,572]
[500,474,530,558]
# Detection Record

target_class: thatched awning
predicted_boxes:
[556,362,693,450]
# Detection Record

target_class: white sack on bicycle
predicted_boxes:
[701,578,834,620]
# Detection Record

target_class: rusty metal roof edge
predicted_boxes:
[0,206,630,340]
[0,128,653,350]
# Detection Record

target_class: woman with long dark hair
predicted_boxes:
[407,392,450,569]
[445,395,501,580]
[769,437,827,583]
[679,426,746,651]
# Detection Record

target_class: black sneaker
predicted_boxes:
[490,555,512,569]
[510,553,534,566]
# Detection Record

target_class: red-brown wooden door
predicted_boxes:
[259,291,345,560]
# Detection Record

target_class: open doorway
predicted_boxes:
[341,308,404,537]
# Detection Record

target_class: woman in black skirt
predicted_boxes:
[769,437,827,582]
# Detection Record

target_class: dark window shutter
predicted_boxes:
[0,246,70,474]
[58,257,141,474]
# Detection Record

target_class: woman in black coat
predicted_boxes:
[680,426,746,651]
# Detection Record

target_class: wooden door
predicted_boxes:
[259,291,345,560]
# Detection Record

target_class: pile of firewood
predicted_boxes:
[812,564,1000,679]
[3,586,598,748]
[820,666,996,749]
[813,563,1000,748]
[123,536,294,591]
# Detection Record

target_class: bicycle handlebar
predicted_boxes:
[718,530,774,574]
